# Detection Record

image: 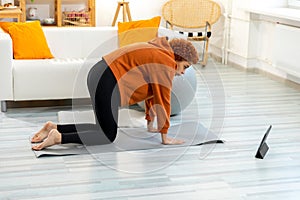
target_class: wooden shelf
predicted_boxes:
[0,8,23,22]
[19,0,95,27]
[62,19,90,26]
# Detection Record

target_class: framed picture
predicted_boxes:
[1,0,14,7]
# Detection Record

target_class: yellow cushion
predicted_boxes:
[118,16,161,47]
[7,21,54,59]
[0,22,14,33]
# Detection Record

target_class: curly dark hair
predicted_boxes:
[169,38,199,64]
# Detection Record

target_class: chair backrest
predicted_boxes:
[162,0,221,29]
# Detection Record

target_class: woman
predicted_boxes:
[32,37,199,150]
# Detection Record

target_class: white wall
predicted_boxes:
[96,0,169,26]
[223,0,300,84]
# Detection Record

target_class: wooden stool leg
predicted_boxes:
[125,4,132,21]
[111,2,132,26]
[122,3,126,22]
[112,4,121,26]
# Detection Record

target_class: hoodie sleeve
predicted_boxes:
[147,64,174,134]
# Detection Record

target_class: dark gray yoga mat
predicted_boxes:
[32,121,223,158]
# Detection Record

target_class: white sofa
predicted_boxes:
[0,26,180,112]
[0,26,121,112]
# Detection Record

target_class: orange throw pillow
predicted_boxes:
[118,16,161,47]
[7,21,53,59]
[0,22,14,33]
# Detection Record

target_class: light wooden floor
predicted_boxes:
[1,60,300,200]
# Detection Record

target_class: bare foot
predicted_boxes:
[162,137,185,145]
[31,121,57,143]
[32,129,62,151]
[161,134,185,145]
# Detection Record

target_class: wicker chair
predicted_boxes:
[162,0,221,66]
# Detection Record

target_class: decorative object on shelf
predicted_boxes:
[0,0,18,10]
[112,0,132,26]
[2,5,17,9]
[1,0,14,7]
[42,18,55,25]
[27,7,38,20]
[62,9,90,26]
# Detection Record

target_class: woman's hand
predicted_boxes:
[161,133,185,145]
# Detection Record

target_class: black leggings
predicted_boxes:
[58,60,121,145]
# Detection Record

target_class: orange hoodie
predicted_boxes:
[103,37,176,134]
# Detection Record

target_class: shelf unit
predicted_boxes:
[18,0,95,27]
[19,0,26,22]
[0,7,23,22]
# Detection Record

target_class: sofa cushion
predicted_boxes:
[7,21,54,59]
[118,16,161,47]
[13,58,90,100]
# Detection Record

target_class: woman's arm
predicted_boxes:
[145,97,158,132]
